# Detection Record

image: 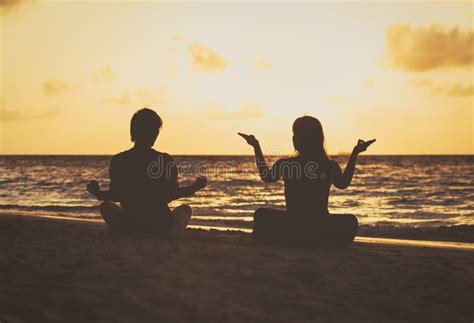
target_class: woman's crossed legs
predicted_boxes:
[253,207,358,247]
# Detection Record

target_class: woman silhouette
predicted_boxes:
[239,116,375,247]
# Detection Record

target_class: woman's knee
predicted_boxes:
[254,208,279,218]
[176,204,192,216]
[336,214,358,226]
[254,208,266,218]
[348,214,358,229]
[254,208,275,225]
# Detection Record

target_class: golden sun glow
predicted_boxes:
[1,1,472,155]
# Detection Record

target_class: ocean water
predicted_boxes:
[0,155,473,230]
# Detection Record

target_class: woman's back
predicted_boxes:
[280,155,332,217]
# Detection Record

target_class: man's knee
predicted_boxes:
[99,201,120,218]
[99,201,112,215]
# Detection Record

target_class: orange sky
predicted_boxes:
[0,1,472,155]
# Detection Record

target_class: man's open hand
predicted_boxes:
[86,180,101,197]
[193,176,207,191]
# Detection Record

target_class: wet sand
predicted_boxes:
[0,213,473,322]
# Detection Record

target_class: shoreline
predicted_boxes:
[2,212,473,250]
[1,210,473,244]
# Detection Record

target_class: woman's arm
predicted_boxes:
[332,139,375,189]
[331,153,358,189]
[238,133,282,183]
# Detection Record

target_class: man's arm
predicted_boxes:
[164,156,207,203]
[95,190,120,202]
[86,157,121,202]
[168,177,207,201]
[86,181,120,201]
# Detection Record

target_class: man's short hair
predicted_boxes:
[130,108,163,143]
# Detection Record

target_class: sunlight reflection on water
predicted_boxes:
[0,155,473,229]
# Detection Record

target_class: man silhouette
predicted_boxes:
[87,108,206,237]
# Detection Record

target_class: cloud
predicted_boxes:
[188,44,227,72]
[386,24,474,72]
[136,88,167,107]
[92,66,115,83]
[100,89,167,106]
[101,94,131,105]
[251,58,272,70]
[207,102,264,121]
[409,79,473,97]
[166,64,179,76]
[173,34,186,42]
[43,80,69,96]
[323,96,346,105]
[433,84,473,97]
[0,0,31,13]
[1,106,60,122]
[360,79,374,88]
[410,79,434,88]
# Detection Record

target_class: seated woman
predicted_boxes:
[239,116,375,247]
[86,108,207,237]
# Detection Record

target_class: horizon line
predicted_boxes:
[0,153,473,157]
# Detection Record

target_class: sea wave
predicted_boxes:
[1,155,473,231]
[0,204,98,213]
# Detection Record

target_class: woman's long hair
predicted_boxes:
[292,116,329,161]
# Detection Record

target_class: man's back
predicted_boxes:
[109,147,177,220]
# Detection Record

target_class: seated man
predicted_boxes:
[86,108,206,237]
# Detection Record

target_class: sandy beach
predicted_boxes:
[0,213,472,322]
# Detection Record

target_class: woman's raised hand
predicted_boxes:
[353,139,376,154]
[354,139,376,154]
[238,133,259,148]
